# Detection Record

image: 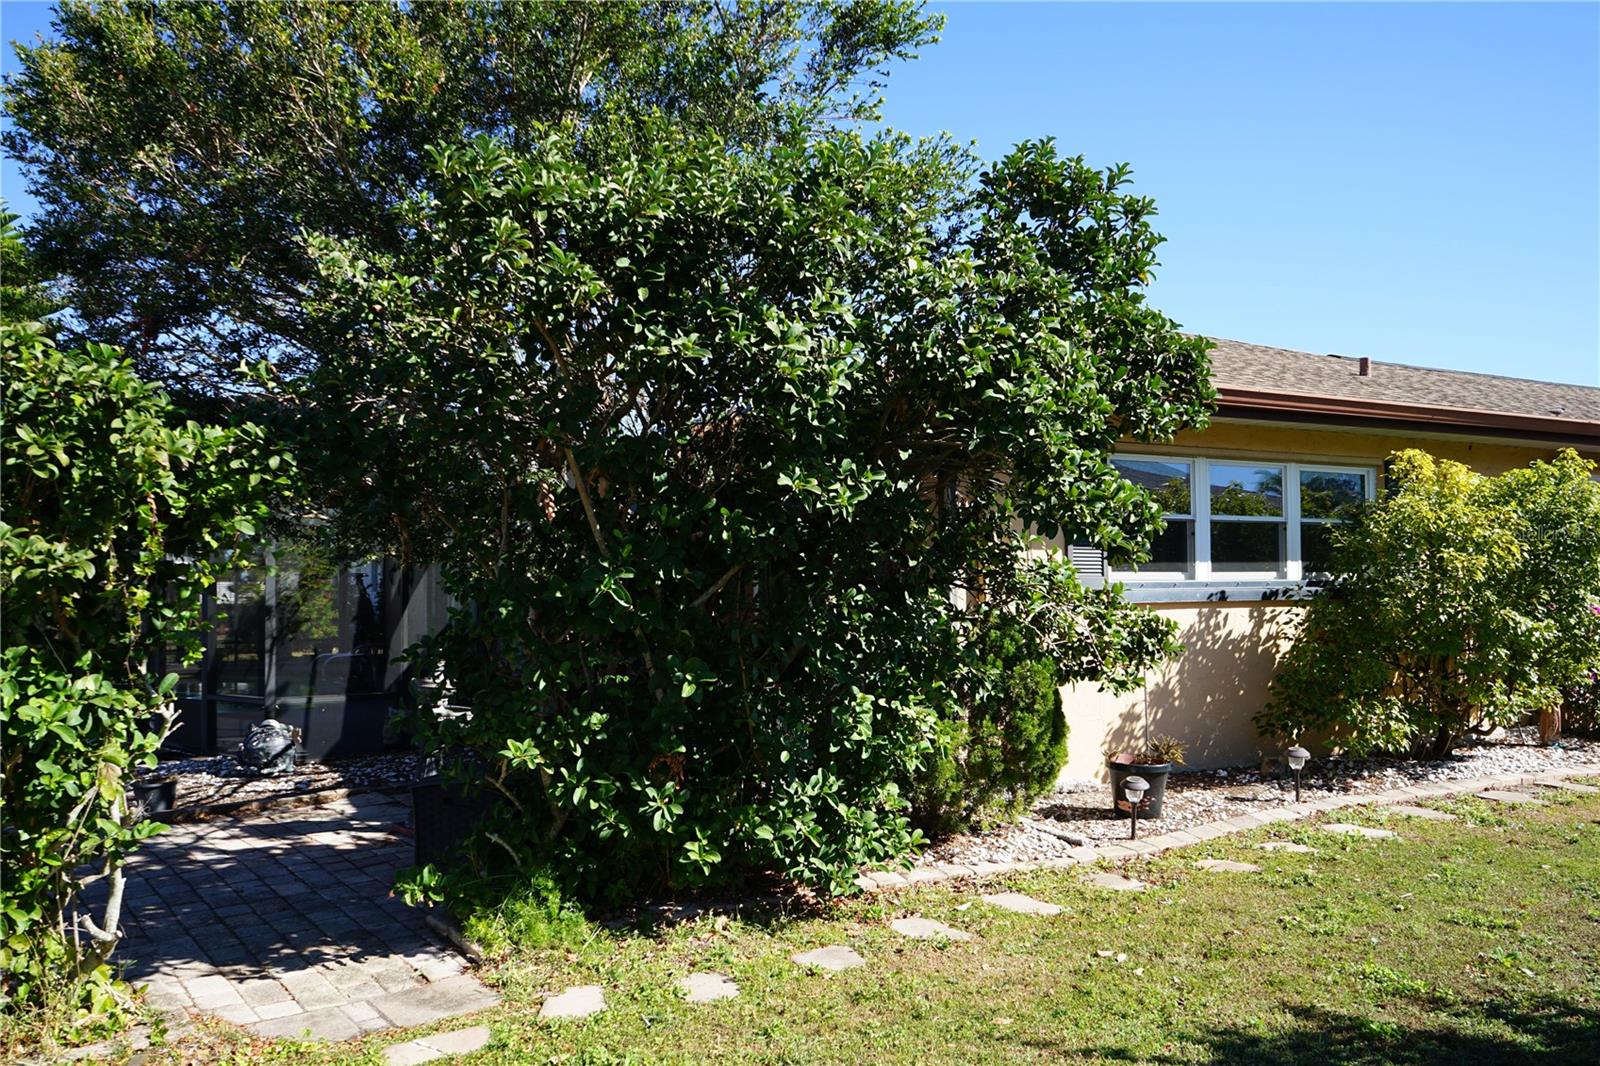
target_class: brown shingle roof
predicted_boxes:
[1206,337,1600,426]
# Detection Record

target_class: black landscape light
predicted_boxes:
[1123,775,1149,840]
[1286,745,1310,803]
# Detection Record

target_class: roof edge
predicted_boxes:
[1215,385,1600,442]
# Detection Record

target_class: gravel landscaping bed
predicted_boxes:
[134,751,423,810]
[918,728,1600,867]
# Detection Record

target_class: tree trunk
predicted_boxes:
[1538,704,1563,745]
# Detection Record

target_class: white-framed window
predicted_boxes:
[1107,455,1376,585]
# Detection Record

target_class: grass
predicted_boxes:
[69,784,1600,1064]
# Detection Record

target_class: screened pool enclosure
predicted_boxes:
[158,542,448,760]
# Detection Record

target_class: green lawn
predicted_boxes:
[164,786,1600,1064]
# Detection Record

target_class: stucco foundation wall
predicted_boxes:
[1060,602,1305,783]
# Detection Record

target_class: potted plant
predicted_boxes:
[130,775,177,816]
[1105,735,1185,819]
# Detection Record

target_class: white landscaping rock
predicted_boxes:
[1322,823,1398,839]
[889,917,974,941]
[981,892,1064,915]
[539,985,606,1020]
[1257,841,1317,853]
[1387,804,1457,821]
[791,946,865,972]
[1192,859,1261,873]
[909,728,1600,869]
[1083,871,1145,892]
[677,972,739,1003]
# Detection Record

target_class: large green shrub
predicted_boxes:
[912,618,1070,835]
[1258,449,1600,757]
[300,129,1207,904]
[0,321,283,1020]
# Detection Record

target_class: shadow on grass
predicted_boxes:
[1041,998,1600,1065]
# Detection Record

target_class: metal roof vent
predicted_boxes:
[1358,356,1371,377]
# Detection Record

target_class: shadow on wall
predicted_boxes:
[1101,604,1302,769]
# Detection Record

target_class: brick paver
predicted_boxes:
[78,792,498,1041]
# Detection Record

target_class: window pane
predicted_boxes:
[1112,458,1192,516]
[1211,521,1286,573]
[1131,519,1193,574]
[1301,523,1338,576]
[210,561,266,697]
[1210,463,1284,516]
[1300,470,1367,519]
[275,548,387,701]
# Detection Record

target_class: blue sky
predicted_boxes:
[4,1,1597,385]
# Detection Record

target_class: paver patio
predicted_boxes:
[77,792,498,1040]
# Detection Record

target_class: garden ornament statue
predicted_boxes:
[238,719,301,775]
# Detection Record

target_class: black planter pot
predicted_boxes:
[1107,760,1173,819]
[412,766,494,868]
[130,777,177,815]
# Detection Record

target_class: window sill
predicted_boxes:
[1095,580,1325,605]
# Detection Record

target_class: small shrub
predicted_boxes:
[912,619,1069,835]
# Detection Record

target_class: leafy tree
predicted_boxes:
[1,206,59,328]
[1258,449,1600,757]
[303,128,1209,903]
[3,0,940,392]
[0,321,285,1019]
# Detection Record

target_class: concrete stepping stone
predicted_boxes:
[677,972,739,1003]
[981,892,1065,915]
[384,1025,492,1065]
[366,975,501,1029]
[1257,842,1316,853]
[1193,859,1261,873]
[1387,804,1457,821]
[1535,779,1599,794]
[539,985,606,1020]
[1322,823,1398,839]
[791,946,865,972]
[1083,872,1145,892]
[889,917,975,941]
[1476,790,1546,805]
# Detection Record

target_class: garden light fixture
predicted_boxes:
[1123,775,1149,840]
[1286,745,1310,802]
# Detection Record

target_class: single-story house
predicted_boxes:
[1060,337,1600,782]
[165,337,1600,778]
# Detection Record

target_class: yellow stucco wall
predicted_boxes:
[1060,421,1599,783]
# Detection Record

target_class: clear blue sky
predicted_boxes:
[4,1,1597,385]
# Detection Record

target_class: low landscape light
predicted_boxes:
[1286,745,1310,802]
[1123,775,1149,840]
